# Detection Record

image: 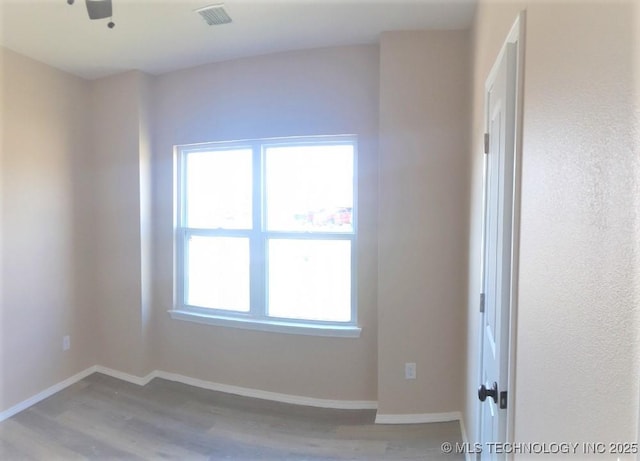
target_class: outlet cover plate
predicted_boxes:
[405,362,416,380]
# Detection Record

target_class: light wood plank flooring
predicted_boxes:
[0,373,463,460]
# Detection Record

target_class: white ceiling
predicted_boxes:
[0,0,476,80]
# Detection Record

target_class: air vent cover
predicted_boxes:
[86,0,112,20]
[196,4,232,26]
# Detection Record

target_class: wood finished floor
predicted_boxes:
[0,373,463,460]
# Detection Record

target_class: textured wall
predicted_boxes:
[515,2,639,444]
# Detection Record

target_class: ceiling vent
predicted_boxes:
[195,4,232,26]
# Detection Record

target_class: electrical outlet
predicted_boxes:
[405,362,416,380]
[63,335,70,351]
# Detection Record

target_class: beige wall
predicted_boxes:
[0,43,4,408]
[90,71,154,377]
[151,45,380,400]
[636,2,640,445]
[1,48,96,410]
[377,31,470,415]
[465,0,640,446]
[9,6,636,436]
[2,39,472,413]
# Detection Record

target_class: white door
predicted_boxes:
[478,40,518,458]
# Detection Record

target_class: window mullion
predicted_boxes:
[178,227,188,309]
[176,150,187,310]
[250,142,266,319]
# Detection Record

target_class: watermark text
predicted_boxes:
[440,441,638,455]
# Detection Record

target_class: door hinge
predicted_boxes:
[499,390,508,409]
[484,133,490,154]
[479,293,485,313]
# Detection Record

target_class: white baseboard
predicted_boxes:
[94,365,157,386]
[155,370,378,410]
[0,366,97,422]
[459,415,473,461]
[3,365,470,423]
[375,411,461,424]
[91,367,377,410]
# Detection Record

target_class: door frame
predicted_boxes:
[476,10,526,448]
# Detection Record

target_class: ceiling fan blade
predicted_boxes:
[85,0,112,20]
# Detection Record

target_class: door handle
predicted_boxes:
[478,382,498,404]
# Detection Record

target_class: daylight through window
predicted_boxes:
[173,136,358,335]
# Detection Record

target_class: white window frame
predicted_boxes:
[170,135,360,338]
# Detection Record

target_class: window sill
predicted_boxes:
[168,309,362,338]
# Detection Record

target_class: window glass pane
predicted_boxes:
[186,236,250,312]
[268,239,351,322]
[185,149,252,229]
[265,144,354,232]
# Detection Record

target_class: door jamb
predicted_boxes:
[505,11,526,447]
[476,10,526,450]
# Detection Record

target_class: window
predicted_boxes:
[172,136,359,337]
